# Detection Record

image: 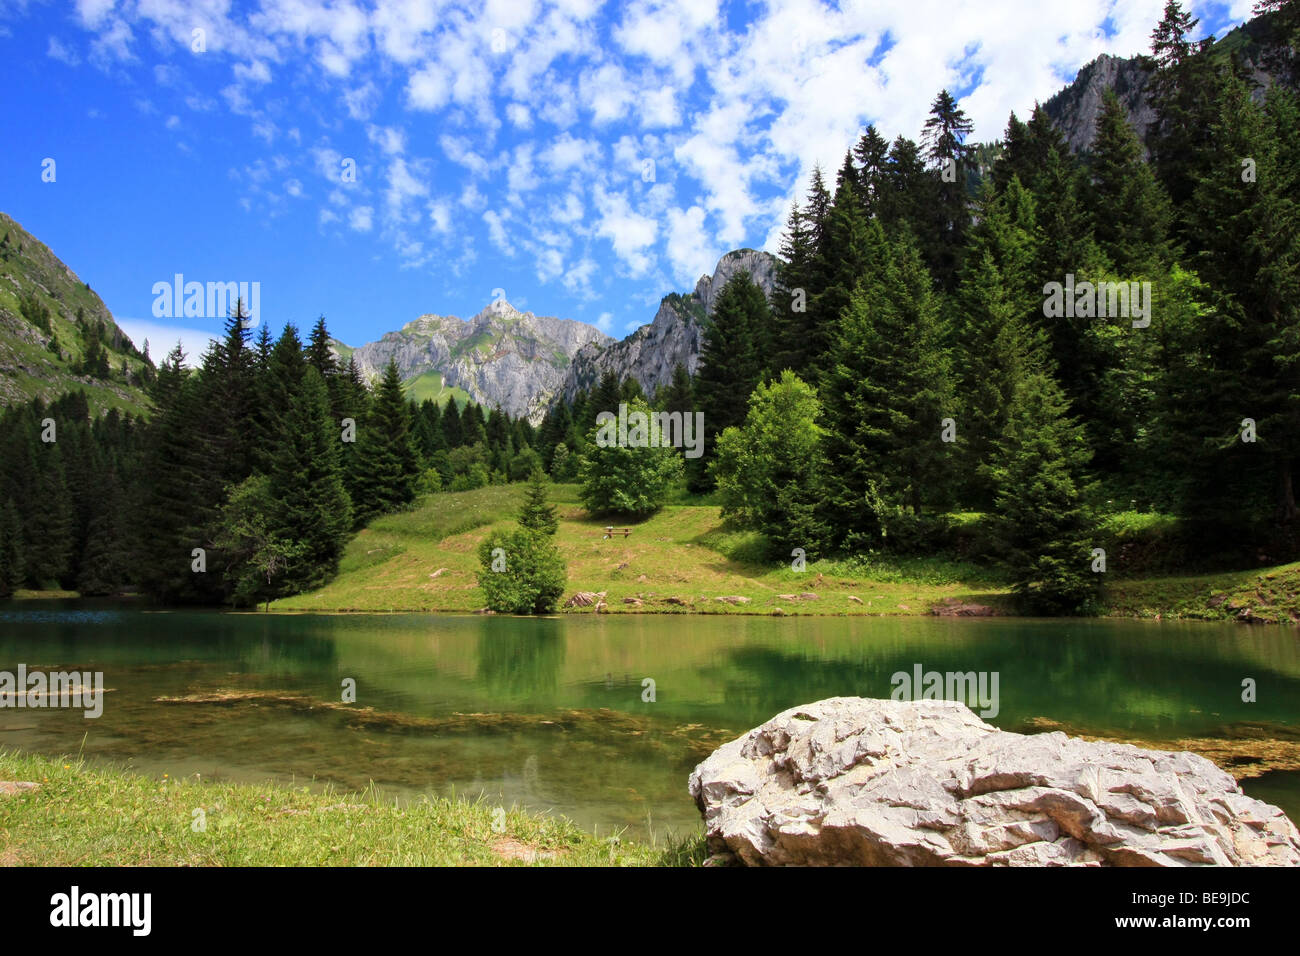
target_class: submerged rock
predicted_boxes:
[688,697,1300,867]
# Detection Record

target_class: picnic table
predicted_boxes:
[602,526,633,539]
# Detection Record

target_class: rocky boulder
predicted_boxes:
[688,697,1300,867]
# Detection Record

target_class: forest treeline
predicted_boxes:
[2,2,1297,614]
[547,2,1300,611]
[0,312,549,606]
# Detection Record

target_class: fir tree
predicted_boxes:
[306,315,338,377]
[921,89,975,288]
[0,498,23,598]
[822,230,955,517]
[690,270,768,490]
[1088,89,1173,274]
[518,467,559,535]
[351,360,419,525]
[266,367,352,593]
[986,369,1100,615]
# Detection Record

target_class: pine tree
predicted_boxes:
[691,270,768,490]
[266,367,352,593]
[77,467,129,596]
[136,371,224,604]
[441,399,463,448]
[351,360,419,525]
[252,324,306,472]
[853,125,891,216]
[878,136,932,237]
[811,178,879,379]
[537,400,572,474]
[460,402,487,447]
[986,369,1100,615]
[0,498,23,598]
[1088,89,1173,274]
[254,323,273,367]
[656,363,694,416]
[768,200,817,378]
[822,230,955,518]
[589,371,623,426]
[306,315,338,377]
[921,89,975,289]
[25,440,74,587]
[1144,1,1220,215]
[956,246,1049,507]
[518,468,558,535]
[1183,75,1300,526]
[197,299,258,487]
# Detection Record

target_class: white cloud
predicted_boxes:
[483,208,515,254]
[440,134,492,177]
[349,206,374,231]
[666,205,715,283]
[428,199,453,233]
[593,187,657,276]
[541,133,601,175]
[406,61,450,111]
[115,319,216,369]
[47,36,80,66]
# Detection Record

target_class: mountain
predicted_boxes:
[1042,13,1295,154]
[0,211,153,416]
[558,248,778,403]
[342,300,612,423]
[338,248,779,423]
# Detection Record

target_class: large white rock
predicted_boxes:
[688,697,1300,867]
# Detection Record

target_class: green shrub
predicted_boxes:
[476,528,566,614]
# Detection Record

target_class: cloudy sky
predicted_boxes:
[1,0,1253,355]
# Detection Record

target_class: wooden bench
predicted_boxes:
[602,526,633,539]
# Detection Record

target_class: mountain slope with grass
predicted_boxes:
[272,483,1011,615]
[0,211,152,416]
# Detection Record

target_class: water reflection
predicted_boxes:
[0,606,1295,837]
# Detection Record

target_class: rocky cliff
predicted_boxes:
[340,248,778,422]
[1042,13,1293,154]
[345,299,611,423]
[558,248,778,404]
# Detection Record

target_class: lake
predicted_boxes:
[1,605,1297,841]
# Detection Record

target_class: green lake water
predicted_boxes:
[1,606,1298,840]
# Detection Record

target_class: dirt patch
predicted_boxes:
[0,781,40,795]
[491,837,559,863]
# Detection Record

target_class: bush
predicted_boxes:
[578,398,683,517]
[449,462,489,491]
[476,528,566,614]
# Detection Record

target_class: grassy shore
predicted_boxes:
[272,483,1012,616]
[0,750,701,866]
[12,483,1298,622]
[266,483,1300,622]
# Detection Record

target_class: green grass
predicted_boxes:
[273,483,1012,615]
[402,369,472,406]
[269,483,1300,623]
[0,750,704,866]
[1103,561,1300,623]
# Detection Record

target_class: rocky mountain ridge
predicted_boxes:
[339,248,779,423]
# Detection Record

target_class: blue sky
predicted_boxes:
[0,0,1253,360]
